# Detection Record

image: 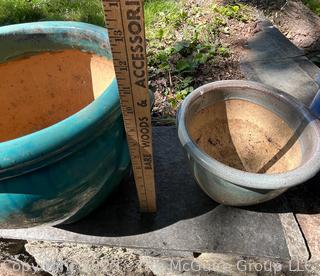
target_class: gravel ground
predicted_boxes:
[0,239,49,275]
[2,240,320,275]
[24,242,153,276]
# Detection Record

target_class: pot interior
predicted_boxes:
[187,98,302,174]
[0,49,115,142]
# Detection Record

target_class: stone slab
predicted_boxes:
[241,19,320,261]
[296,214,320,261]
[0,127,297,260]
[284,179,320,261]
[243,21,304,62]
[241,20,320,106]
[241,57,318,105]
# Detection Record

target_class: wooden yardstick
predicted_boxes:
[102,0,156,212]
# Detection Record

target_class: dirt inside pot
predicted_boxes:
[188,99,302,174]
[0,49,115,142]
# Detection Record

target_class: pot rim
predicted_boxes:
[0,22,120,178]
[178,80,320,190]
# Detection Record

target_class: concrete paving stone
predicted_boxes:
[25,241,153,276]
[241,20,320,106]
[243,20,304,63]
[296,214,320,261]
[241,19,320,263]
[241,58,318,105]
[278,213,309,261]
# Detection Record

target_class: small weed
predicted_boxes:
[147,0,240,107]
[0,0,105,26]
[212,2,250,23]
[304,0,320,16]
[144,0,181,29]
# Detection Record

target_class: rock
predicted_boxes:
[0,261,47,276]
[0,239,26,257]
[0,239,49,275]
[25,241,153,276]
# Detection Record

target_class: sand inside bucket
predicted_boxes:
[0,49,115,142]
[188,99,302,174]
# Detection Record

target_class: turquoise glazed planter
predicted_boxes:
[0,22,130,228]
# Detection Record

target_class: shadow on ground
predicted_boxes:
[58,127,218,237]
[58,126,320,238]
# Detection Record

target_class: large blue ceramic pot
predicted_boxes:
[0,22,130,228]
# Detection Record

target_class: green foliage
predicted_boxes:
[304,0,320,16]
[0,0,250,111]
[212,2,250,22]
[147,1,236,106]
[144,0,181,29]
[168,77,193,108]
[0,0,105,27]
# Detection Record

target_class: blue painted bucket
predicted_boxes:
[0,22,130,228]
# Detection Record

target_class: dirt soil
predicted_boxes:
[268,0,320,53]
[188,99,302,174]
[0,50,114,142]
[218,0,320,64]
[236,0,320,53]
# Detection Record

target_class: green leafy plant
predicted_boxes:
[304,0,320,16]
[146,0,239,109]
[212,3,249,22]
[0,0,105,26]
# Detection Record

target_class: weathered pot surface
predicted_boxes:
[177,80,320,206]
[0,22,130,228]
